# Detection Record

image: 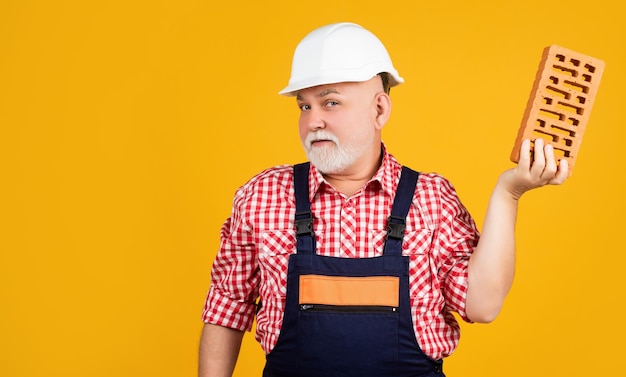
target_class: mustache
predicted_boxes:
[305,131,339,149]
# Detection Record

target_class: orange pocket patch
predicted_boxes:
[299,275,399,307]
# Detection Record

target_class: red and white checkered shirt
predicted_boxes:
[202,146,479,360]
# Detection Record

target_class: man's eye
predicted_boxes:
[299,104,311,111]
[325,101,339,107]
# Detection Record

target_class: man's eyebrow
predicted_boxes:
[317,89,340,97]
[296,89,340,101]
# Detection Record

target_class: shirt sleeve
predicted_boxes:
[431,176,479,322]
[201,185,260,332]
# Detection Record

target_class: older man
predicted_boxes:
[199,22,568,377]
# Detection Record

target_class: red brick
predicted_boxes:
[510,45,605,174]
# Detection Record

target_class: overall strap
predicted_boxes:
[293,162,316,255]
[384,166,420,256]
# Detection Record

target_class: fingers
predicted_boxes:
[517,139,532,170]
[543,143,558,175]
[550,158,570,184]
[503,138,569,199]
[524,138,569,185]
[529,138,547,177]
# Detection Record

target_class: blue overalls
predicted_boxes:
[263,163,445,377]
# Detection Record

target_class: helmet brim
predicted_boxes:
[278,72,404,96]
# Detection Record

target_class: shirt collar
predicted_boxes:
[376,143,401,196]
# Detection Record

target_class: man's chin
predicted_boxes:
[307,144,363,174]
[309,158,347,175]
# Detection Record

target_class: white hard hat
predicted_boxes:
[279,22,404,96]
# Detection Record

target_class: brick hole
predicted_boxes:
[553,147,570,158]
[539,109,565,121]
[564,80,589,93]
[567,117,580,126]
[553,64,578,77]
[557,102,584,115]
[532,130,558,144]
[551,125,576,139]
[546,85,571,100]
[584,63,596,73]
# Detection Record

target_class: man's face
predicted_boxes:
[296,78,384,174]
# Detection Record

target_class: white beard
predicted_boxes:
[304,130,371,174]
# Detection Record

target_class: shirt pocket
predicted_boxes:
[371,228,433,258]
[259,229,295,299]
[402,228,434,256]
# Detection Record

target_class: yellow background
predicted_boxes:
[1,0,624,376]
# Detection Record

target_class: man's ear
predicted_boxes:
[373,92,392,130]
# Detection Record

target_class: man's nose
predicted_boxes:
[306,107,326,130]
